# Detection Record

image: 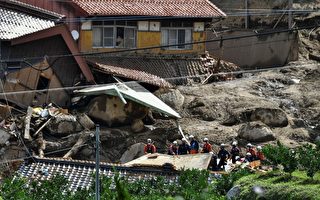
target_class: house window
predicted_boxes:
[161,21,193,50]
[161,28,192,49]
[92,21,137,48]
[37,76,50,90]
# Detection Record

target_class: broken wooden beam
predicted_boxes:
[24,106,33,140]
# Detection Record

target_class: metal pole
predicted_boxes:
[95,124,100,200]
[288,0,293,29]
[245,0,249,29]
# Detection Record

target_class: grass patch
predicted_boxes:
[235,170,320,200]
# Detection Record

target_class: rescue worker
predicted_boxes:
[230,141,240,164]
[144,138,156,154]
[202,138,212,153]
[246,143,256,159]
[256,146,265,161]
[168,141,179,155]
[189,135,199,154]
[217,143,230,170]
[178,138,190,155]
[244,152,253,162]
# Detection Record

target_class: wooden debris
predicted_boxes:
[24,107,33,140]
[33,118,52,137]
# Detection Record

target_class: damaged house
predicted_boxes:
[15,0,237,87]
[0,0,94,108]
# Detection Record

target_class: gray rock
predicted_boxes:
[238,122,276,142]
[47,114,83,135]
[227,185,241,200]
[120,143,145,163]
[0,129,10,145]
[250,108,288,127]
[157,89,185,110]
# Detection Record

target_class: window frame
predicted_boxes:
[161,27,193,50]
[92,21,137,49]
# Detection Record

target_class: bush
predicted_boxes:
[297,144,320,179]
[214,169,251,195]
[263,141,298,174]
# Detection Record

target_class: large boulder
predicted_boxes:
[157,89,185,110]
[120,143,145,163]
[250,108,288,127]
[238,122,276,142]
[87,95,149,127]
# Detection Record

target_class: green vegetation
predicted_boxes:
[262,141,298,174]
[1,142,320,199]
[235,170,320,200]
[0,170,227,200]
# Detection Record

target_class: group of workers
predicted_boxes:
[144,136,265,171]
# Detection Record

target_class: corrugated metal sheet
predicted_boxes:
[0,7,55,40]
[74,82,181,118]
[125,153,212,170]
[72,0,226,17]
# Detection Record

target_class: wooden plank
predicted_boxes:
[33,118,52,137]
[24,106,33,140]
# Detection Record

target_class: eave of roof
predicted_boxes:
[11,25,94,83]
[72,0,226,18]
[1,0,65,20]
[0,7,55,40]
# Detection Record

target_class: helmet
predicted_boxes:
[204,138,209,142]
[182,138,187,142]
[247,143,253,147]
[220,143,226,147]
[173,141,178,145]
[232,141,237,146]
[147,138,152,143]
[246,152,252,156]
[257,146,262,150]
[189,135,194,139]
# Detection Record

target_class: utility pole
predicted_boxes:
[95,124,100,200]
[245,0,249,29]
[288,0,293,29]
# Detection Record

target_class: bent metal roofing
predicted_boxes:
[72,0,226,17]
[0,7,55,40]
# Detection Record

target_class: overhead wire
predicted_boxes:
[1,23,319,63]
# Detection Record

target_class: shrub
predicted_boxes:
[297,144,320,179]
[263,141,298,174]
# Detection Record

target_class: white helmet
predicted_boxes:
[246,152,252,156]
[204,138,209,142]
[232,141,237,146]
[147,138,152,143]
[257,146,262,150]
[220,143,226,147]
[173,141,178,145]
[247,143,253,147]
[189,135,194,139]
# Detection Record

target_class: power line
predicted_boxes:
[0,61,318,96]
[1,24,319,63]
